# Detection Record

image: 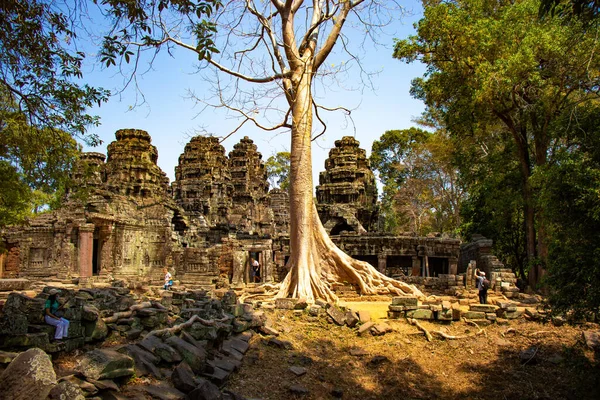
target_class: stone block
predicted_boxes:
[462,311,486,320]
[437,310,453,321]
[0,332,49,349]
[275,298,298,310]
[469,304,498,313]
[407,309,434,320]
[139,335,182,364]
[0,348,56,400]
[388,305,405,312]
[391,296,418,307]
[345,310,359,328]
[165,335,207,373]
[441,301,452,311]
[326,305,346,326]
[486,313,497,321]
[0,279,31,292]
[118,344,162,378]
[76,349,134,380]
[357,310,371,323]
[357,322,375,336]
[387,311,404,319]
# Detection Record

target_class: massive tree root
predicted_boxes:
[277,205,424,303]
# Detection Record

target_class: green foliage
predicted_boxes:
[265,152,291,191]
[0,93,80,223]
[0,0,109,143]
[0,161,32,227]
[370,128,464,235]
[394,0,600,286]
[537,105,600,317]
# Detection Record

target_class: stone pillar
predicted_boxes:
[423,255,429,277]
[377,255,387,275]
[78,224,95,278]
[263,249,273,282]
[449,256,458,275]
[411,256,420,276]
[231,250,247,286]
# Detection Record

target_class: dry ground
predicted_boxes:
[225,302,600,400]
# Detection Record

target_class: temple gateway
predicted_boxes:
[0,129,515,292]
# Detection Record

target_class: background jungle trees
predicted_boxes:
[266,152,291,191]
[395,0,600,287]
[370,127,464,235]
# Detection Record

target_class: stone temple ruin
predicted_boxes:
[0,129,518,296]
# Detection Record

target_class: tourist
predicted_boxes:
[163,268,173,290]
[44,289,70,341]
[251,258,260,283]
[477,271,488,304]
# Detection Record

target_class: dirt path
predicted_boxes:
[225,308,599,400]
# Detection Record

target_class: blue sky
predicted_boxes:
[81,1,426,188]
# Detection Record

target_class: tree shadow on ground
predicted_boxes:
[456,341,599,400]
[226,317,600,400]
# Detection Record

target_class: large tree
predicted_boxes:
[99,0,422,302]
[394,0,600,286]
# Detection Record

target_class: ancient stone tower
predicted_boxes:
[105,129,170,199]
[227,137,271,234]
[172,136,233,229]
[316,136,379,234]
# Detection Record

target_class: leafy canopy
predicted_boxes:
[0,0,110,143]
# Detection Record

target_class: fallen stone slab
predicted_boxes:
[141,384,186,400]
[139,334,182,364]
[165,335,207,374]
[275,298,298,310]
[76,348,135,381]
[357,310,371,323]
[326,305,347,326]
[207,357,239,373]
[289,366,307,376]
[188,377,223,400]
[392,296,418,306]
[58,374,99,395]
[267,337,293,350]
[345,310,359,327]
[118,344,162,378]
[49,380,85,400]
[0,348,56,400]
[370,323,393,336]
[88,379,119,391]
[469,304,498,313]
[357,321,375,336]
[171,362,199,394]
[223,338,249,355]
[203,366,231,386]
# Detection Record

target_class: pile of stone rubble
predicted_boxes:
[0,285,265,399]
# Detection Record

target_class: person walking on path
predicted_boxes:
[476,271,489,304]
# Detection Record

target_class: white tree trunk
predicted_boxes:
[277,70,423,303]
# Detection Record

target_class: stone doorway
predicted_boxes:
[92,238,99,275]
[248,251,262,283]
[428,257,449,277]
